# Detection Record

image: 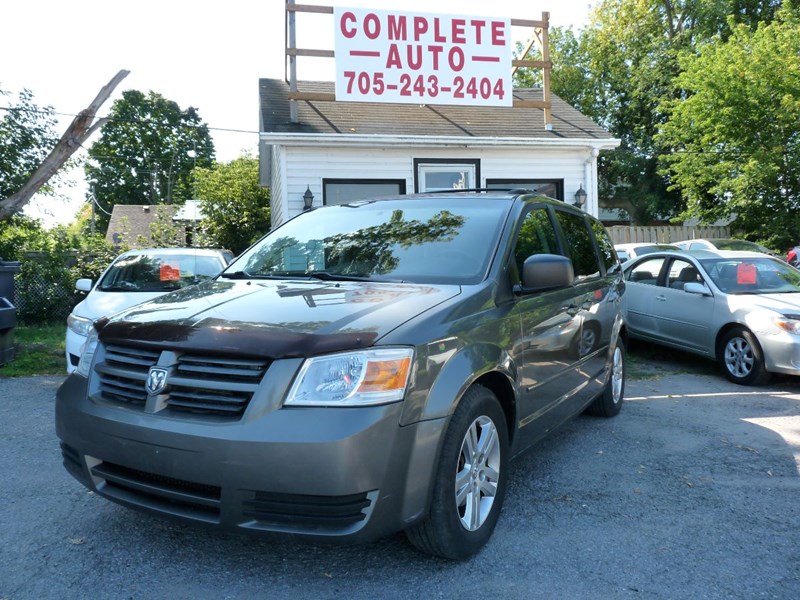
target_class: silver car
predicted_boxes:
[622,249,800,385]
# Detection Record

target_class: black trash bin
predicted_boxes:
[0,261,21,366]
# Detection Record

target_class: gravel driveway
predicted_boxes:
[1,356,798,599]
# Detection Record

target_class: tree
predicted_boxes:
[194,156,270,254]
[514,0,780,224]
[0,70,129,221]
[86,90,215,234]
[0,88,59,201]
[657,5,800,249]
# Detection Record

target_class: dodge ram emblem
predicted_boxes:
[146,367,169,395]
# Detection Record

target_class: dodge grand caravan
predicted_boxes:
[56,191,627,559]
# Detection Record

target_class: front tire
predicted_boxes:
[406,384,509,560]
[720,327,770,385]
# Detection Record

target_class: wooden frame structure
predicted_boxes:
[284,1,553,128]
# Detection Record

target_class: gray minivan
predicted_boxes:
[56,190,627,559]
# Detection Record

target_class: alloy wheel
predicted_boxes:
[455,415,501,531]
[724,336,754,378]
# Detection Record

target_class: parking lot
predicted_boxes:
[2,346,799,599]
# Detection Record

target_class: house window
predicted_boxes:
[414,159,480,192]
[486,179,563,200]
[323,179,406,206]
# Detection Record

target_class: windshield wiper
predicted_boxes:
[219,271,254,279]
[306,271,373,282]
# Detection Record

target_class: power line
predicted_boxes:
[0,105,259,136]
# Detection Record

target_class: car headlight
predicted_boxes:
[67,314,93,337]
[75,327,99,378]
[285,348,413,407]
[774,315,800,334]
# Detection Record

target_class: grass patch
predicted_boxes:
[0,324,66,377]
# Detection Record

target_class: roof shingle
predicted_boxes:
[259,78,613,140]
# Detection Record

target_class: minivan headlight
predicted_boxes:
[67,314,93,337]
[76,327,99,378]
[285,348,413,407]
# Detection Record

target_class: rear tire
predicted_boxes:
[586,339,625,417]
[720,327,770,386]
[406,384,508,560]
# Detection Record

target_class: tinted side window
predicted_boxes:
[590,220,618,273]
[554,210,600,279]
[512,207,560,283]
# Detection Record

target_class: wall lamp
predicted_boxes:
[573,185,587,210]
[303,186,314,210]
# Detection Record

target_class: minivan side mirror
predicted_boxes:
[75,278,93,292]
[519,254,574,292]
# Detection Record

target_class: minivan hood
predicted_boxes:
[99,279,461,358]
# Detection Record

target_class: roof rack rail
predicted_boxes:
[422,187,538,195]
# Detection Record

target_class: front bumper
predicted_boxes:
[55,373,447,543]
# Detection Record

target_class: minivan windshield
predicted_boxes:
[226,198,512,284]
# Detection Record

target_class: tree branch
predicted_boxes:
[0,69,130,221]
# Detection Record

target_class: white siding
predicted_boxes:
[270,145,288,229]
[273,145,595,226]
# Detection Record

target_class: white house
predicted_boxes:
[259,78,619,228]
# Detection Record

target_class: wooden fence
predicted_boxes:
[607,225,730,245]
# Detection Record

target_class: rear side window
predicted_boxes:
[590,220,618,273]
[626,257,665,285]
[554,210,601,279]
[512,208,560,282]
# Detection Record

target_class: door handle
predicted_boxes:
[656,295,667,302]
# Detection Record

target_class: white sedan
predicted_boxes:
[622,249,800,385]
[66,248,232,372]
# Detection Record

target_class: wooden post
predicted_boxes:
[287,0,298,123]
[541,12,552,130]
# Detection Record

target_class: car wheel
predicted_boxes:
[720,327,771,386]
[585,339,625,417]
[406,384,508,560]
[579,322,600,356]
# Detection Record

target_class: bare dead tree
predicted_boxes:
[0,69,130,221]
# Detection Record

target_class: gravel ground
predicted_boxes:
[1,358,798,599]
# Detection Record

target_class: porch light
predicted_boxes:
[573,185,587,209]
[303,186,314,210]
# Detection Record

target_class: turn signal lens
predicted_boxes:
[774,317,800,334]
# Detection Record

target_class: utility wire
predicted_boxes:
[0,105,258,136]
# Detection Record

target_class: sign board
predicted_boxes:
[333,7,512,107]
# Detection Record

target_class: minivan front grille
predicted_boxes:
[96,345,160,405]
[94,344,269,418]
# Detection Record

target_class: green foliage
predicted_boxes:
[514,27,598,118]
[194,156,270,255]
[0,87,59,201]
[658,6,800,248]
[0,216,121,324]
[514,0,780,225]
[86,90,215,234]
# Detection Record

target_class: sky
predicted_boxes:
[1,0,593,227]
